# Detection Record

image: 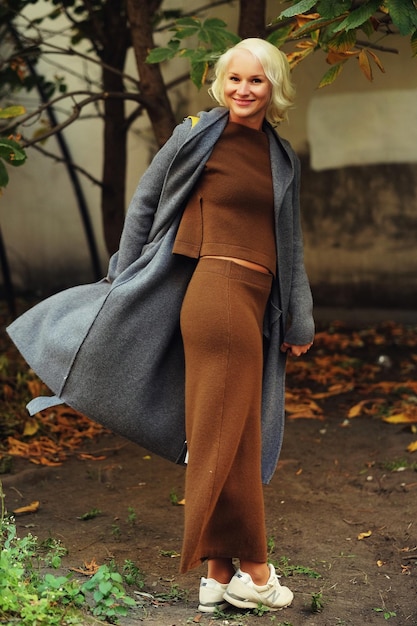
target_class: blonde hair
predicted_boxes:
[209,38,295,125]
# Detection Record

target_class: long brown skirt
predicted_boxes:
[179,257,273,573]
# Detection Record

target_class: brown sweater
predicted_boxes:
[173,122,277,275]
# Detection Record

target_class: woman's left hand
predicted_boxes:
[280,342,313,357]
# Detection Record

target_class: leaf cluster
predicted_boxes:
[0,106,27,189]
[146,16,240,88]
[273,0,417,87]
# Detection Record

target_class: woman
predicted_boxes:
[174,38,313,612]
[7,38,313,613]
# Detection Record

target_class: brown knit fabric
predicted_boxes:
[179,258,272,573]
[173,122,276,275]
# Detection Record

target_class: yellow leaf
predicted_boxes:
[407,440,417,453]
[357,530,372,540]
[13,501,40,515]
[348,400,369,418]
[23,418,40,437]
[367,49,385,73]
[177,499,186,506]
[358,49,372,82]
[383,413,417,424]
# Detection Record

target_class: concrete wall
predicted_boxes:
[1,2,417,310]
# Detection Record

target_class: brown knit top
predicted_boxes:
[173,121,276,275]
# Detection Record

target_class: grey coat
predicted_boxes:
[7,107,314,484]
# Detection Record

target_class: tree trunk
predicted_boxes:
[101,71,128,255]
[238,0,267,39]
[126,0,176,147]
[98,0,129,255]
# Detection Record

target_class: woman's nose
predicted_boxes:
[236,81,250,95]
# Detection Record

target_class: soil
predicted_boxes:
[1,315,417,626]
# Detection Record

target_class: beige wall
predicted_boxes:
[1,3,417,309]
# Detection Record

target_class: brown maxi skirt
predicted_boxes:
[179,257,273,573]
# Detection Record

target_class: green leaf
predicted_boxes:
[267,24,295,48]
[336,0,381,32]
[0,160,9,188]
[0,138,27,166]
[360,17,376,38]
[146,41,179,64]
[190,61,208,88]
[0,105,26,119]
[318,61,346,87]
[386,0,417,36]
[98,580,113,595]
[317,0,350,19]
[279,0,317,19]
[411,30,417,56]
[203,17,228,29]
[328,29,357,52]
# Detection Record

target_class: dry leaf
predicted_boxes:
[23,418,40,437]
[407,440,417,453]
[357,530,372,540]
[383,412,417,425]
[348,400,370,418]
[13,501,40,515]
[70,558,101,576]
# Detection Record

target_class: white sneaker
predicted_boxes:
[198,577,229,613]
[223,563,293,611]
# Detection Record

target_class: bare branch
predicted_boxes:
[5,39,140,89]
[2,90,147,143]
[27,139,103,187]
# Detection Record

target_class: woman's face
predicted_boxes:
[223,49,272,130]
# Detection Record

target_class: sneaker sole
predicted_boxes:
[223,590,292,611]
[198,600,229,613]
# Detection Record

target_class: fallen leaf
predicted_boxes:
[13,501,40,515]
[70,558,101,575]
[78,453,107,461]
[357,530,372,540]
[348,400,373,418]
[23,418,40,437]
[383,412,417,425]
[407,440,417,453]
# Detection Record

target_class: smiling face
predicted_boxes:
[223,49,272,130]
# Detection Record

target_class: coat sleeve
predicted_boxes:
[108,120,190,279]
[283,154,315,346]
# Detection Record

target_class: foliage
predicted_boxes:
[150,2,417,88]
[0,106,26,189]
[0,480,140,624]
[146,16,240,87]
[273,0,417,87]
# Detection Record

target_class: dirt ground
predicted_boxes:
[1,314,417,625]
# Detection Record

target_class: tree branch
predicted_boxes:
[2,90,148,145]
[27,139,103,187]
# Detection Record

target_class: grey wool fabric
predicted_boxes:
[7,107,314,484]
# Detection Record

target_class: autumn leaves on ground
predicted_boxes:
[3,320,417,469]
[1,314,417,624]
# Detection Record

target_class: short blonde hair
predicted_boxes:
[209,38,295,125]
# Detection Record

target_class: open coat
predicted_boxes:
[7,107,314,484]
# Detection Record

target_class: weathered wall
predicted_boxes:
[1,1,417,312]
